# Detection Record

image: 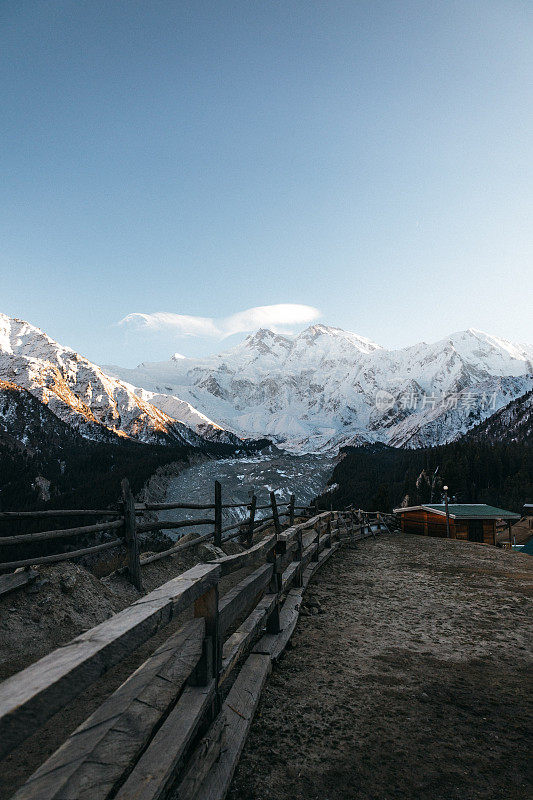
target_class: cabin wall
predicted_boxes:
[455,521,468,540]
[401,510,456,538]
[401,513,496,545]
[483,520,496,545]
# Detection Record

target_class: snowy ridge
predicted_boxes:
[105,325,533,453]
[0,313,234,446]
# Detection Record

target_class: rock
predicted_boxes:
[197,542,226,561]
[60,574,77,594]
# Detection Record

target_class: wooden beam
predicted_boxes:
[0,509,119,519]
[113,681,216,800]
[246,495,257,547]
[192,654,271,800]
[122,478,143,592]
[288,494,295,526]
[0,519,123,546]
[10,620,205,800]
[253,588,303,661]
[136,518,214,534]
[220,593,277,686]
[218,563,273,638]
[214,481,222,548]
[174,710,226,800]
[0,562,221,759]
[270,492,281,536]
[209,534,276,576]
[0,538,122,571]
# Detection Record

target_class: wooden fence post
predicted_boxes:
[247,495,257,548]
[295,530,303,587]
[270,491,281,537]
[289,495,295,527]
[121,478,143,592]
[193,585,220,705]
[312,518,320,561]
[326,517,332,548]
[214,481,222,548]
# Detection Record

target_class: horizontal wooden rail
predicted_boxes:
[10,619,206,800]
[0,509,120,520]
[0,539,123,571]
[0,562,221,759]
[134,500,275,512]
[0,519,124,546]
[210,534,277,576]
[137,518,215,534]
[135,502,216,512]
[139,530,215,566]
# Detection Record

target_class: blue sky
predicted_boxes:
[1,0,532,366]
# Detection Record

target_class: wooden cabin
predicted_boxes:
[393,504,520,546]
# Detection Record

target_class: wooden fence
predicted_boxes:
[0,479,311,592]
[0,502,389,800]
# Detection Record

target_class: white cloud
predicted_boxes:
[119,304,321,339]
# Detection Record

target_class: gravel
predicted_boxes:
[228,534,533,800]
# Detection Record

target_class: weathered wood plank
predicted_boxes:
[220,594,277,686]
[300,540,319,571]
[209,534,276,576]
[174,711,226,800]
[277,512,329,544]
[0,538,123,571]
[280,561,300,594]
[0,519,124,546]
[113,681,216,800]
[11,620,205,800]
[0,569,38,597]
[0,509,119,519]
[0,563,221,760]
[193,654,271,800]
[253,588,303,661]
[122,478,143,592]
[302,541,339,588]
[218,563,273,637]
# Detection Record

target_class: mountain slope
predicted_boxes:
[105,325,533,452]
[466,389,533,443]
[0,380,248,512]
[0,313,233,446]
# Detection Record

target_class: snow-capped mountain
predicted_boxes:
[465,388,533,443]
[104,324,533,452]
[0,313,233,446]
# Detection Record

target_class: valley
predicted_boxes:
[156,450,337,537]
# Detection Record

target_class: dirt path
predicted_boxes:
[228,534,533,800]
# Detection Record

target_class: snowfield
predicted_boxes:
[1,312,531,453]
[104,324,533,452]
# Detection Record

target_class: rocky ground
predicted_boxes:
[228,534,532,800]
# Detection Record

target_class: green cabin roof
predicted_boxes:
[422,504,520,520]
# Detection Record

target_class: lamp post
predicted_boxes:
[443,485,451,539]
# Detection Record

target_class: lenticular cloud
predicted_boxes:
[119,304,321,339]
